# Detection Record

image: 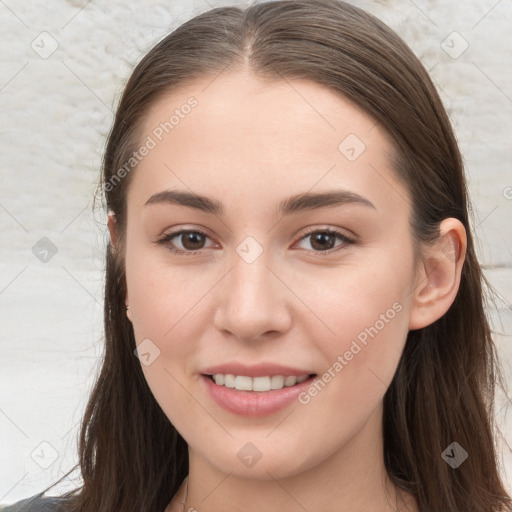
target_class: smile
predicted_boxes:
[208,373,311,392]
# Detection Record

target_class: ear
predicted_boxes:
[107,211,118,250]
[408,218,467,330]
[107,211,132,321]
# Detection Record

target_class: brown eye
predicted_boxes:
[156,229,213,255]
[176,231,206,251]
[297,228,355,255]
[309,232,337,251]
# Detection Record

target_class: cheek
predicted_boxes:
[297,262,412,424]
[125,243,202,341]
[294,305,409,449]
[125,252,205,434]
[303,253,413,396]
[306,257,410,345]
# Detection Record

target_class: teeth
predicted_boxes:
[211,373,310,392]
[235,375,253,391]
[271,375,284,389]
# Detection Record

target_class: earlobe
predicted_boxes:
[408,218,467,330]
[107,211,118,250]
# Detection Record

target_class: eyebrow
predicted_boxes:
[144,188,376,216]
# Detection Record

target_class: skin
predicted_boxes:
[108,70,466,512]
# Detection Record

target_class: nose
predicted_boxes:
[213,249,292,343]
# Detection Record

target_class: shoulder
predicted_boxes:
[1,492,68,512]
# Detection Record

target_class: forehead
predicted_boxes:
[128,71,404,216]
[141,71,382,148]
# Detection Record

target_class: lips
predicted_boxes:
[201,373,317,417]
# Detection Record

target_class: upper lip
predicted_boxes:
[201,362,315,378]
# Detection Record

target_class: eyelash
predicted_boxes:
[155,226,355,257]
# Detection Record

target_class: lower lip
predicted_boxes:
[201,374,316,417]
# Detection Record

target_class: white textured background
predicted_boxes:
[1,0,511,506]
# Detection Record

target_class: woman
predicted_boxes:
[5,0,510,510]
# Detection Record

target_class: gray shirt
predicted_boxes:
[1,493,65,511]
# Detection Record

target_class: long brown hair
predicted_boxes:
[41,1,511,510]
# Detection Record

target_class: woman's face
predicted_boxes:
[119,71,421,480]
